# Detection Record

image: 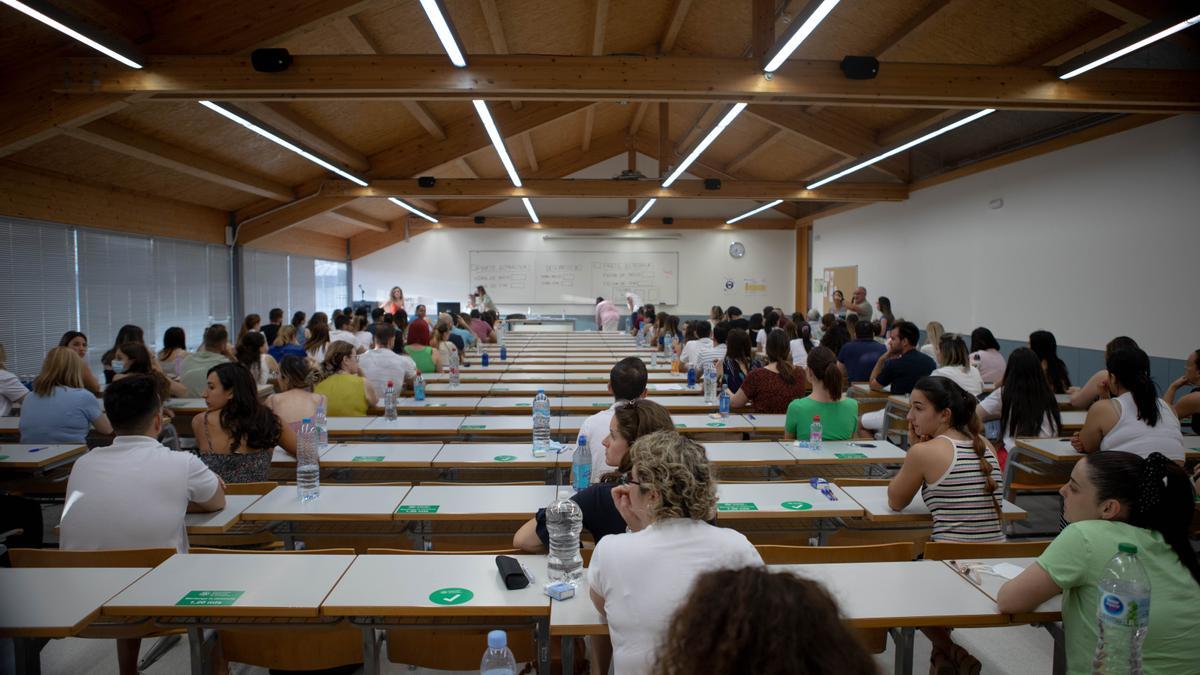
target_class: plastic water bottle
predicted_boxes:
[480,629,517,675]
[1094,542,1151,673]
[703,362,718,404]
[651,350,658,368]
[718,385,730,416]
[687,366,696,389]
[500,345,507,361]
[482,350,490,367]
[296,418,320,502]
[635,326,644,347]
[546,498,583,583]
[414,372,426,401]
[571,433,591,490]
[664,333,674,358]
[809,415,823,452]
[383,380,397,421]
[497,325,506,346]
[448,349,461,387]
[314,401,328,449]
[532,389,552,457]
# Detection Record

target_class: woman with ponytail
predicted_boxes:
[784,346,858,441]
[998,451,1200,674]
[730,329,807,414]
[1072,347,1185,462]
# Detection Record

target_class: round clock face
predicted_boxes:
[729,241,746,258]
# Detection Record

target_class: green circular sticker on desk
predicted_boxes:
[429,587,474,605]
[781,501,813,511]
[675,423,686,428]
[494,455,517,462]
[705,422,727,428]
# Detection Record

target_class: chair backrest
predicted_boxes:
[224,481,277,495]
[755,542,916,564]
[922,540,1051,560]
[8,547,176,568]
[188,547,355,555]
[367,547,522,556]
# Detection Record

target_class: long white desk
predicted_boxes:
[841,485,1027,523]
[715,482,863,519]
[0,444,87,474]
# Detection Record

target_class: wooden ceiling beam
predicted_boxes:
[479,0,522,111]
[61,56,1200,113]
[725,128,786,174]
[232,101,370,172]
[328,207,389,232]
[403,101,448,141]
[628,102,650,135]
[251,227,347,259]
[457,157,480,177]
[237,195,357,244]
[746,105,909,181]
[581,0,609,152]
[658,0,694,53]
[62,119,294,201]
[520,134,538,172]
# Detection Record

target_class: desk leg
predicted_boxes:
[890,627,914,675]
[535,618,550,675]
[360,626,380,675]
[1042,622,1065,675]
[561,636,574,675]
[13,636,47,675]
[186,627,211,675]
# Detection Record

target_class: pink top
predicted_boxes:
[595,300,621,326]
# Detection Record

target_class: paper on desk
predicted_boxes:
[991,562,1026,580]
[656,384,685,391]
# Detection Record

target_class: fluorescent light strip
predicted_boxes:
[807,108,996,189]
[662,102,748,187]
[629,198,657,224]
[418,0,467,67]
[472,100,524,188]
[521,197,540,224]
[387,197,438,223]
[2,0,142,68]
[763,0,841,73]
[1059,13,1200,79]
[199,101,369,187]
[725,199,783,224]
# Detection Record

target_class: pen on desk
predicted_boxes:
[28,447,44,453]
[745,414,756,420]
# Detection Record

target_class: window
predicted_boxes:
[0,218,77,377]
[315,259,348,312]
[240,251,348,319]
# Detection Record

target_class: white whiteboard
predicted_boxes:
[469,251,678,305]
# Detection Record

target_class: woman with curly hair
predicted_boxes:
[265,355,326,437]
[192,362,295,482]
[314,341,377,417]
[588,431,761,675]
[654,566,876,675]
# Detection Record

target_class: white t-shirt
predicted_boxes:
[354,331,373,351]
[1099,392,1185,461]
[932,365,985,396]
[789,338,809,368]
[696,343,727,370]
[978,387,1057,451]
[59,435,220,553]
[678,337,712,369]
[329,329,359,348]
[755,328,767,352]
[578,402,619,483]
[0,369,28,416]
[359,348,418,394]
[588,518,762,675]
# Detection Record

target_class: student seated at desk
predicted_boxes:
[57,330,102,395]
[788,320,815,369]
[514,398,672,551]
[113,342,187,399]
[1069,336,1139,409]
[193,363,294,482]
[60,374,225,675]
[818,321,850,358]
[976,347,1062,455]
[451,313,479,351]
[931,334,985,396]
[304,321,331,365]
[359,325,416,395]
[328,313,363,353]
[998,452,1200,675]
[157,326,189,378]
[920,320,944,362]
[403,317,440,373]
[314,342,378,417]
[1030,329,1072,394]
[721,328,761,394]
[180,324,233,397]
[0,343,28,416]
[968,326,1006,384]
[677,320,713,370]
[1163,347,1200,433]
[269,325,306,363]
[589,431,762,675]
[20,347,112,443]
[235,331,278,387]
[1071,347,1184,462]
[655,566,877,675]
[266,355,325,436]
[100,324,143,385]
[730,330,807,414]
[839,320,887,383]
[784,346,858,441]
[432,321,462,371]
[860,320,936,437]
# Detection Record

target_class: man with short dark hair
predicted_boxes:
[180,324,232,396]
[838,320,887,382]
[578,357,648,483]
[860,320,935,436]
[678,321,713,369]
[60,375,225,675]
[698,320,730,367]
[367,307,386,337]
[330,313,360,350]
[262,307,284,346]
[360,324,417,393]
[725,306,749,330]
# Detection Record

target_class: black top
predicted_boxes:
[876,349,936,395]
[261,323,280,346]
[728,318,750,330]
[534,482,626,546]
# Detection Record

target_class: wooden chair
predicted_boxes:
[922,540,1051,560]
[757,542,916,653]
[366,547,537,671]
[186,548,364,671]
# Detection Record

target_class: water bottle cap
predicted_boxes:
[487,630,507,649]
[301,418,312,424]
[813,415,820,421]
[1118,543,1138,554]
[386,380,393,387]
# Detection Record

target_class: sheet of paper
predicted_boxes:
[991,562,1026,580]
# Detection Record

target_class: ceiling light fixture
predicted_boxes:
[1058,11,1200,79]
[472,100,524,187]
[662,103,747,187]
[629,198,657,224]
[387,197,438,223]
[521,197,540,224]
[417,0,467,67]
[806,108,995,189]
[725,199,783,224]
[199,101,369,186]
[2,0,142,68]
[762,0,841,73]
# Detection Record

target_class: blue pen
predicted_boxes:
[28,447,44,453]
[745,414,756,420]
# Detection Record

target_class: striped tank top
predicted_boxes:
[920,435,1005,542]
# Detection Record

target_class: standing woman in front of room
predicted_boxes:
[381,286,405,315]
[475,285,497,313]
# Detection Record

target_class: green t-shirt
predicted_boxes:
[1036,520,1200,675]
[784,396,858,440]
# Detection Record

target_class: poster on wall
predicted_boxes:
[742,278,768,295]
[722,278,735,294]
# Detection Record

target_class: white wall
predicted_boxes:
[354,228,795,317]
[811,115,1200,359]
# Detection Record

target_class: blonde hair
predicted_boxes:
[628,431,718,523]
[33,347,85,395]
[924,321,945,358]
[274,324,297,346]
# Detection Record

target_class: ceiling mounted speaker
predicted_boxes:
[662,217,674,224]
[704,179,721,190]
[474,216,486,224]
[417,176,437,188]
[251,48,292,73]
[840,55,879,80]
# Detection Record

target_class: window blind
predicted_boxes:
[242,249,289,319]
[288,254,317,315]
[0,218,77,377]
[77,229,155,372]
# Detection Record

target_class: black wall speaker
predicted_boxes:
[703,178,721,190]
[474,216,486,224]
[417,176,437,188]
[662,217,674,225]
[840,56,879,80]
[251,48,292,73]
